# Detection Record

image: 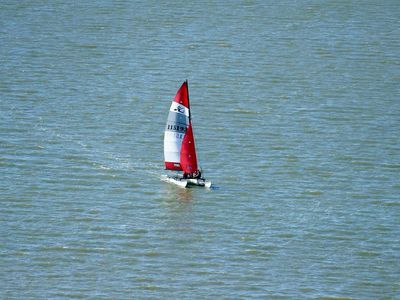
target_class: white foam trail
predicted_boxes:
[36,121,162,177]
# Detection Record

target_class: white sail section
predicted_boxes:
[164,99,190,171]
[164,131,184,166]
[169,101,190,117]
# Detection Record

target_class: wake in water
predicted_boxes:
[34,119,215,188]
[35,121,162,179]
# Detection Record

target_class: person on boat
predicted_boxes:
[183,171,201,179]
[195,170,202,179]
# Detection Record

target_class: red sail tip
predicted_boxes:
[174,81,189,108]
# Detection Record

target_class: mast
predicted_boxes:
[186,80,191,121]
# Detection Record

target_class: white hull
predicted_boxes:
[187,177,212,188]
[161,175,211,188]
[161,175,188,188]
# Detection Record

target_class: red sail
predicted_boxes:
[164,162,183,171]
[180,123,198,175]
[174,81,189,108]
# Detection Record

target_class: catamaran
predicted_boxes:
[162,81,211,188]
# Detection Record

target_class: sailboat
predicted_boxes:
[162,81,211,188]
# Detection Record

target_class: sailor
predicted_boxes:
[195,170,202,179]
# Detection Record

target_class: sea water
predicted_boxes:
[1,1,399,299]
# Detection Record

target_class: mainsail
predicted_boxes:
[164,81,199,176]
